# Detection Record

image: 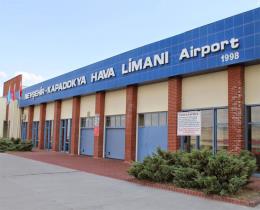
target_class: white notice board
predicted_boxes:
[177,111,201,136]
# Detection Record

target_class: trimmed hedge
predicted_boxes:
[128,149,257,195]
[0,138,33,152]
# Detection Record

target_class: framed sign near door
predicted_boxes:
[177,111,201,136]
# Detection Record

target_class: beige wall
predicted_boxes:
[23,107,29,122]
[33,105,40,121]
[0,97,6,138]
[61,99,72,119]
[105,89,126,115]
[245,64,260,105]
[8,100,21,138]
[137,81,168,113]
[46,102,54,120]
[182,71,228,110]
[80,95,96,117]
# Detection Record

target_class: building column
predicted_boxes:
[125,86,137,162]
[38,103,46,149]
[228,65,245,153]
[27,105,34,140]
[168,77,182,152]
[71,96,81,155]
[53,100,61,152]
[94,92,105,158]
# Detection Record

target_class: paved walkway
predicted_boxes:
[9,150,131,180]
[1,153,259,210]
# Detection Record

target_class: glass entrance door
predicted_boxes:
[44,120,53,150]
[247,106,260,171]
[181,108,228,153]
[32,121,39,148]
[60,119,72,152]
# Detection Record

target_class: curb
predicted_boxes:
[127,178,260,207]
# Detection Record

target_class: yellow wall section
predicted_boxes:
[182,71,228,109]
[137,82,168,113]
[33,105,40,121]
[80,95,96,117]
[61,99,72,119]
[0,98,6,138]
[105,89,126,115]
[245,64,260,104]
[46,102,54,120]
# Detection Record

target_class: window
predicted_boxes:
[115,115,121,127]
[186,110,213,150]
[151,113,158,126]
[106,117,111,127]
[32,121,39,147]
[110,116,116,127]
[139,114,144,127]
[200,110,213,150]
[144,113,152,127]
[247,105,260,172]
[139,112,168,127]
[121,115,126,127]
[81,118,86,128]
[106,115,125,128]
[217,108,228,150]
[248,106,260,154]
[251,106,260,123]
[81,117,94,128]
[159,112,167,126]
[181,108,228,153]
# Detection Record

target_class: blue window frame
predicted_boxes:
[60,119,72,152]
[21,122,28,141]
[44,120,53,150]
[32,121,39,147]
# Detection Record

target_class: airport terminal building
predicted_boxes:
[1,8,260,164]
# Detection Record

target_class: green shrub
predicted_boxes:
[173,167,200,188]
[17,142,33,151]
[0,138,33,152]
[10,138,21,145]
[128,148,257,195]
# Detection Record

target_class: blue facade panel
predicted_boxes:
[105,128,125,160]
[138,126,168,162]
[20,8,260,107]
[80,128,94,156]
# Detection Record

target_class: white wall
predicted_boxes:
[182,71,228,109]
[137,82,168,113]
[105,89,126,115]
[80,95,96,117]
[245,64,260,105]
[46,102,54,120]
[8,100,21,138]
[61,99,72,119]
[0,97,6,138]
[33,105,40,121]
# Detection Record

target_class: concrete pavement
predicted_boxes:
[0,153,258,210]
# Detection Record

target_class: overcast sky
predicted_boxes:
[0,0,259,95]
